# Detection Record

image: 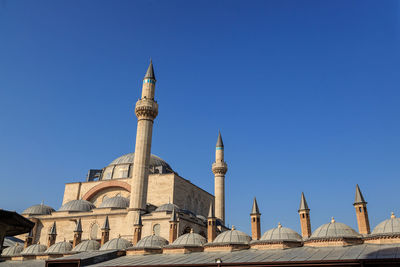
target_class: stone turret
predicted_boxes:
[298,192,311,238]
[133,213,143,245]
[353,184,370,235]
[24,230,33,248]
[212,131,228,224]
[47,222,57,247]
[207,203,217,242]
[169,207,178,244]
[250,197,261,240]
[101,216,110,246]
[128,60,159,232]
[73,218,82,248]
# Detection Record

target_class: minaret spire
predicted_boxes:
[212,131,228,225]
[250,197,261,240]
[128,60,159,237]
[298,192,311,238]
[353,184,370,235]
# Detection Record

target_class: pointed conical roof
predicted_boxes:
[134,213,143,226]
[354,184,367,205]
[216,132,224,147]
[299,192,309,211]
[102,216,110,230]
[74,218,82,232]
[251,197,260,215]
[208,202,215,218]
[169,207,178,222]
[49,222,57,235]
[144,60,156,80]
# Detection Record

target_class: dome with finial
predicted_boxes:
[1,243,23,257]
[22,202,55,215]
[99,196,129,209]
[100,237,131,251]
[135,234,168,248]
[59,199,96,212]
[260,223,302,242]
[155,203,181,213]
[372,212,400,235]
[171,229,206,247]
[21,243,47,255]
[213,226,251,244]
[45,240,72,254]
[72,240,100,252]
[310,217,361,239]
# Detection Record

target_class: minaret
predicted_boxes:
[353,184,370,235]
[250,197,261,240]
[128,60,159,228]
[207,203,217,242]
[24,230,33,248]
[132,213,143,245]
[47,222,57,247]
[212,132,228,224]
[298,192,311,238]
[101,216,110,246]
[72,218,82,248]
[169,207,178,244]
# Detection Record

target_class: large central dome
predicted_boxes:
[101,153,173,180]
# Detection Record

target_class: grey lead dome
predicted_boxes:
[372,215,400,235]
[1,244,23,257]
[45,241,72,254]
[99,196,129,209]
[100,237,131,251]
[311,220,360,239]
[59,199,96,212]
[155,203,181,212]
[135,235,168,248]
[21,244,47,255]
[213,228,251,244]
[22,203,55,215]
[172,232,206,246]
[109,153,172,171]
[260,224,302,242]
[72,240,100,252]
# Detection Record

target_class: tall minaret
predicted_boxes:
[353,184,370,235]
[128,61,159,224]
[298,192,311,238]
[212,132,228,224]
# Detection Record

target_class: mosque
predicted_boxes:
[2,62,400,266]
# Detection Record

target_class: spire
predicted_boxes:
[251,197,260,215]
[299,192,309,211]
[102,216,110,230]
[50,222,57,235]
[134,213,143,226]
[354,184,367,205]
[216,131,224,148]
[170,207,177,222]
[144,59,156,80]
[208,202,215,218]
[75,218,82,232]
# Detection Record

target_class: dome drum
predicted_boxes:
[304,237,363,247]
[163,232,206,254]
[251,240,302,250]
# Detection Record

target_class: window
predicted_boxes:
[153,224,161,236]
[359,207,362,213]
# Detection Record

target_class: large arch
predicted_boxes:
[82,180,131,201]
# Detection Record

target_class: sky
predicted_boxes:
[0,0,400,236]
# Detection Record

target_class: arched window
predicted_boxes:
[153,224,161,236]
[90,223,99,240]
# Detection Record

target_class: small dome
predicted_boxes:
[21,244,47,255]
[261,223,302,242]
[1,243,23,257]
[72,240,100,252]
[172,232,206,246]
[213,227,251,244]
[372,213,400,235]
[100,237,131,251]
[136,235,168,248]
[311,218,360,239]
[99,196,129,209]
[109,153,173,171]
[22,203,55,215]
[155,203,181,212]
[45,241,72,254]
[3,237,24,248]
[196,215,207,222]
[59,200,96,212]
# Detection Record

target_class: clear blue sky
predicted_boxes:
[1,0,399,236]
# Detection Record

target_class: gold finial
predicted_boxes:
[278,222,282,228]
[331,217,335,223]
[231,225,235,230]
[190,228,194,233]
[391,212,396,219]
